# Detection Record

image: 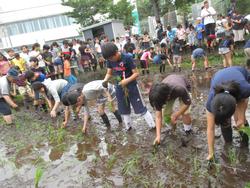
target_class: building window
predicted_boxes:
[24,20,35,33]
[54,16,62,27]
[5,15,75,36]
[47,17,56,29]
[32,20,41,31]
[39,18,49,30]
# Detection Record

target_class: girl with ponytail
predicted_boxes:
[206,66,250,161]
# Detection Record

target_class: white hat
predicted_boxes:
[196,17,202,20]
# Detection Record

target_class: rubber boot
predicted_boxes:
[113,110,122,123]
[100,113,111,127]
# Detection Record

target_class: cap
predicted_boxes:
[196,17,202,20]
[7,67,19,80]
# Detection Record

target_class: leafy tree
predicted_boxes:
[62,0,134,27]
[137,0,154,20]
[108,0,134,26]
[62,0,112,27]
[151,0,161,22]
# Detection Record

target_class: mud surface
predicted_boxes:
[0,69,250,188]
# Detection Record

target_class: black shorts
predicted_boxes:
[0,98,11,116]
[140,60,147,69]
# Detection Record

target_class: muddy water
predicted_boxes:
[0,70,250,188]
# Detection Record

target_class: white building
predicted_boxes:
[0,2,81,50]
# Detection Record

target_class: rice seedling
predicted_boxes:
[165,145,176,167]
[228,147,238,166]
[106,153,117,170]
[245,182,250,188]
[34,167,43,188]
[122,153,139,176]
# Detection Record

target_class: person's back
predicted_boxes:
[172,41,182,55]
[43,78,68,95]
[162,75,190,99]
[83,80,107,101]
[207,67,250,111]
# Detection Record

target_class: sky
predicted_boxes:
[0,0,61,11]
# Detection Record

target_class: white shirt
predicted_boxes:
[20,52,30,67]
[0,76,10,98]
[73,44,80,55]
[43,78,68,102]
[201,7,216,25]
[29,50,45,67]
[115,42,123,51]
[94,43,102,54]
[82,80,105,101]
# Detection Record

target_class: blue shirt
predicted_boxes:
[37,73,46,82]
[244,39,250,49]
[106,53,137,85]
[206,66,250,112]
[167,29,176,42]
[196,23,205,40]
[192,48,205,59]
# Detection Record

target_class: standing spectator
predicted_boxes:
[29,43,45,68]
[72,39,81,56]
[42,45,55,80]
[11,53,26,73]
[79,45,91,72]
[115,37,123,52]
[195,17,205,47]
[188,25,196,52]
[95,38,104,70]
[63,54,77,84]
[61,40,71,56]
[176,24,186,48]
[123,38,136,54]
[51,42,63,79]
[218,35,234,68]
[172,38,183,72]
[6,49,15,62]
[0,52,10,76]
[166,25,176,44]
[231,11,245,46]
[159,43,172,73]
[156,21,164,41]
[201,1,216,36]
[141,32,151,50]
[69,42,79,76]
[29,57,46,76]
[20,45,30,68]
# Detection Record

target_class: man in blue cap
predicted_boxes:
[0,67,20,124]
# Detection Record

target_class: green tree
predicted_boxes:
[236,0,250,14]
[137,0,153,20]
[62,0,112,27]
[108,0,134,26]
